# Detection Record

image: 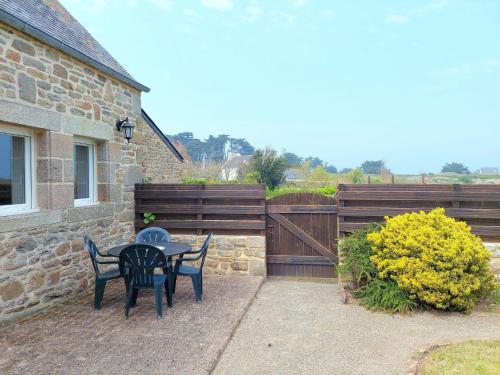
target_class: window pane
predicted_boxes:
[0,133,26,206]
[74,144,90,199]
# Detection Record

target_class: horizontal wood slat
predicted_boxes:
[266,205,337,214]
[338,191,500,202]
[266,255,334,266]
[338,207,500,219]
[337,184,500,240]
[135,220,265,230]
[135,190,264,199]
[134,184,266,235]
[136,205,265,215]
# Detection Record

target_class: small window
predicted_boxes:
[74,139,95,206]
[0,129,32,215]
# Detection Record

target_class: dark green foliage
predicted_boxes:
[305,156,325,168]
[282,152,303,166]
[266,185,337,198]
[441,162,470,174]
[353,279,418,313]
[169,133,255,163]
[325,165,338,173]
[248,148,288,190]
[339,168,352,173]
[337,224,380,288]
[361,160,384,174]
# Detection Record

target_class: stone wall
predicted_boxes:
[0,22,182,321]
[171,234,266,276]
[135,117,183,183]
[485,243,500,280]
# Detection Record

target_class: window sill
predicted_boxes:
[0,210,62,233]
[74,201,98,208]
[0,208,39,217]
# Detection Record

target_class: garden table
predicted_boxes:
[107,241,192,308]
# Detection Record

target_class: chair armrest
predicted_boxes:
[96,260,120,265]
[175,254,202,266]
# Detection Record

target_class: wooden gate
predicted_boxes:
[266,193,338,278]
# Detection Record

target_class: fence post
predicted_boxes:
[368,176,371,184]
[421,174,426,184]
[391,175,395,184]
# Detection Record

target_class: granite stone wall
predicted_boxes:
[0,22,182,321]
[170,234,266,276]
[485,242,500,280]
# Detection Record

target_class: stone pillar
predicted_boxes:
[36,131,73,210]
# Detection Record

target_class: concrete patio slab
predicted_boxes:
[213,279,500,375]
[0,275,264,375]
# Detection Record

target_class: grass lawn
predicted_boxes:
[420,340,500,375]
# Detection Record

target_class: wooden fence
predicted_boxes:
[337,184,500,241]
[134,184,266,235]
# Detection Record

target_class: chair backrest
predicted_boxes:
[84,236,100,275]
[199,233,213,269]
[119,244,167,288]
[136,227,171,244]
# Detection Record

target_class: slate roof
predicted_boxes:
[141,109,184,162]
[0,0,149,92]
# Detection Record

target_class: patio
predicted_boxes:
[0,275,264,375]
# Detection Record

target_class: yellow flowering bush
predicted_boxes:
[368,208,495,312]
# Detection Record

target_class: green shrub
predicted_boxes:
[337,224,380,288]
[182,177,210,184]
[353,279,418,313]
[368,208,495,312]
[266,185,337,198]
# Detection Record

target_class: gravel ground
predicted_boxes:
[213,279,500,375]
[0,275,264,375]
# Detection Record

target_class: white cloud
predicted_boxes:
[184,8,200,18]
[148,0,172,12]
[201,0,233,11]
[385,14,409,24]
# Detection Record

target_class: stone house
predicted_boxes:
[0,0,184,321]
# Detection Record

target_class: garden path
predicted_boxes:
[213,279,500,375]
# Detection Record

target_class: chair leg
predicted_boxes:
[200,272,203,296]
[154,284,163,319]
[125,283,135,319]
[172,264,179,294]
[191,273,202,303]
[94,279,106,310]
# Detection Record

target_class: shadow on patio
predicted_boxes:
[0,275,264,375]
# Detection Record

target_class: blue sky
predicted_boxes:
[60,0,500,173]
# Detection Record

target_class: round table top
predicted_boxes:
[107,241,192,258]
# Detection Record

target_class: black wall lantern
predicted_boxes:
[116,117,134,143]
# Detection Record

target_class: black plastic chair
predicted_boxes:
[119,244,168,319]
[173,233,212,303]
[84,236,126,310]
[136,227,171,244]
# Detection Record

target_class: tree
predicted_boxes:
[304,156,325,169]
[441,162,470,174]
[361,160,384,174]
[325,164,338,174]
[348,168,364,184]
[229,138,255,155]
[248,148,287,189]
[282,152,303,167]
[309,166,333,182]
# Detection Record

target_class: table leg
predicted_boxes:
[166,258,173,307]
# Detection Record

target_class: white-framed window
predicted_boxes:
[73,137,95,207]
[0,125,33,215]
